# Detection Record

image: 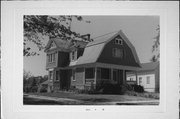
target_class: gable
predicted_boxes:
[97,34,140,67]
[49,41,57,50]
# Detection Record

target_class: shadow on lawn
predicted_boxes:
[81,98,111,102]
[23,97,65,105]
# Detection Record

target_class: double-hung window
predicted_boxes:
[112,48,123,58]
[48,53,56,63]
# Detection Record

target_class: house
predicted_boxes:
[44,30,142,92]
[126,62,159,92]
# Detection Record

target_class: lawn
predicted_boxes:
[24,91,159,105]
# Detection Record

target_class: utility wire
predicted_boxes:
[92,30,119,40]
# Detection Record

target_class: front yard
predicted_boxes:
[24,91,159,105]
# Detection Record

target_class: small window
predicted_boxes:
[49,71,53,81]
[55,71,59,81]
[112,48,123,58]
[72,69,75,81]
[71,51,76,61]
[114,37,123,45]
[146,76,150,84]
[139,77,142,84]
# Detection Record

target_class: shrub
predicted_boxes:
[40,86,47,93]
[124,84,134,91]
[101,84,127,95]
[31,86,38,93]
[131,84,144,93]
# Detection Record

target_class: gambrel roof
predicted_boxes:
[72,30,140,66]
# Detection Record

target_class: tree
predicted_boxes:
[24,15,91,56]
[151,25,160,62]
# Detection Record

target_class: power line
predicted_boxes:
[92,30,119,40]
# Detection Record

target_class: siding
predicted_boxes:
[126,71,158,92]
[97,35,139,67]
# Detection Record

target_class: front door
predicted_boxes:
[113,69,118,82]
[60,70,70,90]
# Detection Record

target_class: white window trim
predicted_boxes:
[146,76,150,84]
[114,37,123,45]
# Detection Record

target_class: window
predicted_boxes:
[71,51,77,61]
[85,68,94,79]
[49,71,53,81]
[101,68,110,79]
[146,76,150,84]
[139,77,142,84]
[112,48,123,58]
[48,53,56,63]
[55,71,59,81]
[114,37,123,45]
[72,69,75,81]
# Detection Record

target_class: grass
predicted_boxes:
[24,91,159,105]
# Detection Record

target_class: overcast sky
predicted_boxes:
[24,16,159,76]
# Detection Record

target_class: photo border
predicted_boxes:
[1,1,179,119]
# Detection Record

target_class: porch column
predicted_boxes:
[135,71,138,85]
[83,68,85,87]
[122,70,126,85]
[111,68,113,81]
[94,67,97,85]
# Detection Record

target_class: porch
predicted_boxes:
[70,63,128,90]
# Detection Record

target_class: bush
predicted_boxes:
[131,84,144,93]
[40,86,47,93]
[31,86,38,93]
[124,84,134,91]
[100,84,127,95]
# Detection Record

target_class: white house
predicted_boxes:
[126,62,159,92]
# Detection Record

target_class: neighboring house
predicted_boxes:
[44,30,141,92]
[126,62,159,92]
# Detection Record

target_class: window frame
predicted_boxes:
[48,53,56,63]
[139,77,142,84]
[49,71,53,81]
[72,69,76,81]
[114,37,123,45]
[146,76,150,84]
[112,48,123,58]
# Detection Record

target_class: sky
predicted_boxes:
[24,16,159,76]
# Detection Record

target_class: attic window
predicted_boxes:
[112,48,123,58]
[114,37,123,45]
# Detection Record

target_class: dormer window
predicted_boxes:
[72,51,75,60]
[114,37,123,45]
[70,50,77,61]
